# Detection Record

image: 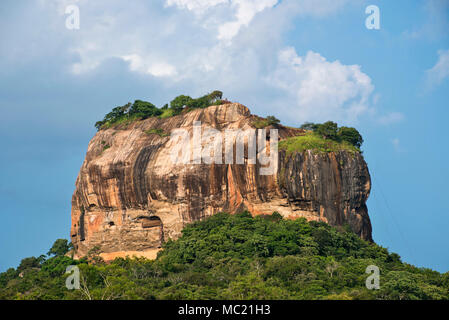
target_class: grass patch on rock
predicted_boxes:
[279,132,360,155]
[145,128,169,137]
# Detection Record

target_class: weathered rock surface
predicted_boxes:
[71,103,372,257]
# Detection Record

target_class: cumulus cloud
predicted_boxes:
[164,0,348,42]
[217,0,278,41]
[426,49,449,89]
[29,0,352,84]
[147,62,178,77]
[3,0,377,126]
[165,0,278,41]
[121,54,177,77]
[267,47,374,124]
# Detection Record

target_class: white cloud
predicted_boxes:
[217,0,278,41]
[267,47,374,124]
[18,0,378,126]
[378,112,405,125]
[121,54,177,77]
[166,0,279,42]
[426,49,449,88]
[147,62,178,77]
[122,54,144,72]
[165,0,346,42]
[37,0,352,82]
[165,0,229,13]
[391,138,403,152]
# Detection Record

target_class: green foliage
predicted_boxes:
[170,90,224,115]
[299,122,319,131]
[48,239,72,257]
[299,121,364,149]
[266,116,280,126]
[170,95,193,114]
[129,100,162,119]
[17,257,42,274]
[159,108,175,119]
[95,91,225,130]
[316,121,339,140]
[279,131,360,154]
[378,271,448,300]
[252,119,270,129]
[208,90,223,102]
[95,103,131,130]
[1,212,447,300]
[0,268,18,287]
[338,126,364,149]
[252,115,281,129]
[145,128,169,137]
[95,99,161,130]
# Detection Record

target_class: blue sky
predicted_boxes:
[0,0,448,272]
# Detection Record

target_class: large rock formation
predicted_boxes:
[71,103,372,257]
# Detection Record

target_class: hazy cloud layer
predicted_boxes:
[403,0,449,41]
[378,112,405,126]
[1,0,387,128]
[426,49,449,89]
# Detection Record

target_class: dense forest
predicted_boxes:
[1,212,448,300]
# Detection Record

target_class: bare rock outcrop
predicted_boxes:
[70,103,372,257]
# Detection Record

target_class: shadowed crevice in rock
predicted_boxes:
[133,144,163,206]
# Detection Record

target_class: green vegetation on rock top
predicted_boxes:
[279,132,360,155]
[1,212,447,300]
[301,121,363,148]
[252,115,281,129]
[95,91,224,131]
[279,121,364,154]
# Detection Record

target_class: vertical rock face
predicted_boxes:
[71,103,372,257]
[278,151,372,241]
